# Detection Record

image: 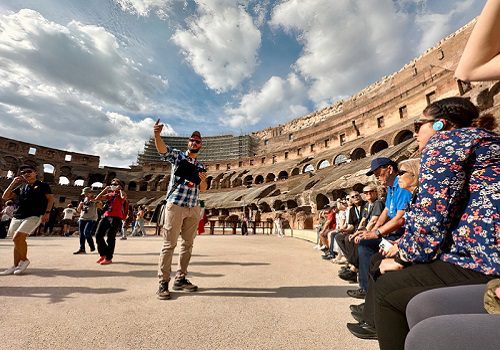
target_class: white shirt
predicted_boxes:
[62,208,76,220]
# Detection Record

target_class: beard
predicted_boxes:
[189,147,200,153]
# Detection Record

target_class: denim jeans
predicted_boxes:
[78,219,96,251]
[358,233,400,292]
[132,219,145,236]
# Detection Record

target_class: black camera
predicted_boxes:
[83,206,89,214]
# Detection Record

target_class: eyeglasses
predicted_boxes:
[189,139,201,145]
[414,119,434,133]
[20,170,34,175]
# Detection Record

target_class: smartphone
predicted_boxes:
[379,238,394,253]
[155,118,160,125]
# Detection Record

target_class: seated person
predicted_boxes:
[349,97,499,349]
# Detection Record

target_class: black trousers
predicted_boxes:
[367,259,493,350]
[95,217,122,260]
[335,233,358,267]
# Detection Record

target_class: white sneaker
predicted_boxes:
[13,259,30,275]
[0,266,17,275]
[313,244,320,250]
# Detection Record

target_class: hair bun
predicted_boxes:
[472,113,498,131]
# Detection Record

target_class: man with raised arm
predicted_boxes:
[153,119,207,300]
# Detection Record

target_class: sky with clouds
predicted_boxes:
[0,0,486,167]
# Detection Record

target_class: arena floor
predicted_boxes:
[0,233,378,350]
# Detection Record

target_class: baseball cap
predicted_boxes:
[190,131,202,141]
[366,157,397,176]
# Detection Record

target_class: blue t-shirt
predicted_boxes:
[385,176,412,219]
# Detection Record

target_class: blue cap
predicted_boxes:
[366,157,397,176]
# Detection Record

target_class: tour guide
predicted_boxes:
[153,119,207,300]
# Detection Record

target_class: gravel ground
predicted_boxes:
[0,234,378,350]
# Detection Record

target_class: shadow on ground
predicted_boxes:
[171,285,354,299]
[24,268,224,279]
[0,286,125,303]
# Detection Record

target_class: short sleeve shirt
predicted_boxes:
[13,180,52,219]
[385,177,412,219]
[361,200,385,222]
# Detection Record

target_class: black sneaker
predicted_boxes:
[73,250,86,255]
[157,280,171,300]
[339,269,358,283]
[347,288,367,299]
[349,303,365,313]
[173,277,198,292]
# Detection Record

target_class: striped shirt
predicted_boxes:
[161,148,203,208]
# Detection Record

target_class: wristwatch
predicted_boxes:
[375,229,383,238]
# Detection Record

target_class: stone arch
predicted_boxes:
[286,200,298,209]
[91,182,104,188]
[128,181,137,191]
[331,189,348,201]
[73,176,85,186]
[258,201,271,213]
[393,129,414,146]
[150,174,163,191]
[272,200,283,211]
[277,170,288,180]
[317,159,331,170]
[206,176,213,190]
[106,172,117,183]
[213,173,225,190]
[139,181,148,191]
[316,193,329,210]
[291,168,300,176]
[59,176,70,185]
[303,164,314,173]
[333,154,348,165]
[88,173,105,186]
[59,166,72,177]
[370,140,389,155]
[265,173,276,183]
[350,148,366,161]
[254,175,264,185]
[43,163,56,183]
[243,175,253,187]
[232,177,242,187]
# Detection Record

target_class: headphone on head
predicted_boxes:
[433,119,445,131]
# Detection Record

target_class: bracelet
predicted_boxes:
[394,253,412,268]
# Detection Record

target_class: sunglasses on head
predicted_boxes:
[189,139,201,145]
[414,119,434,133]
[20,170,34,175]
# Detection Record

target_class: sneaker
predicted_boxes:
[312,244,320,250]
[321,253,334,260]
[339,269,358,283]
[73,250,86,255]
[173,277,198,292]
[120,236,127,240]
[0,266,17,275]
[350,303,365,313]
[96,256,106,263]
[347,288,367,299]
[90,246,96,252]
[100,259,112,265]
[157,280,171,300]
[13,259,30,275]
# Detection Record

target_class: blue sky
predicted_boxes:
[0,0,485,167]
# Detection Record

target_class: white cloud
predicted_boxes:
[172,0,261,92]
[222,73,308,128]
[114,0,173,18]
[0,9,171,166]
[270,0,411,106]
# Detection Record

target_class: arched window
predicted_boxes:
[333,154,348,165]
[303,164,314,173]
[350,148,366,161]
[59,176,70,185]
[370,140,389,154]
[317,160,330,169]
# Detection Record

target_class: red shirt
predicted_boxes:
[103,192,127,220]
[326,211,336,230]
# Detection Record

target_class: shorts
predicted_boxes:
[8,216,42,236]
[61,219,74,225]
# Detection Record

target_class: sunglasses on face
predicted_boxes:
[111,183,119,186]
[414,119,434,133]
[20,170,34,175]
[398,170,413,176]
[189,139,201,145]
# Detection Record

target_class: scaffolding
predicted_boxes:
[137,135,257,164]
